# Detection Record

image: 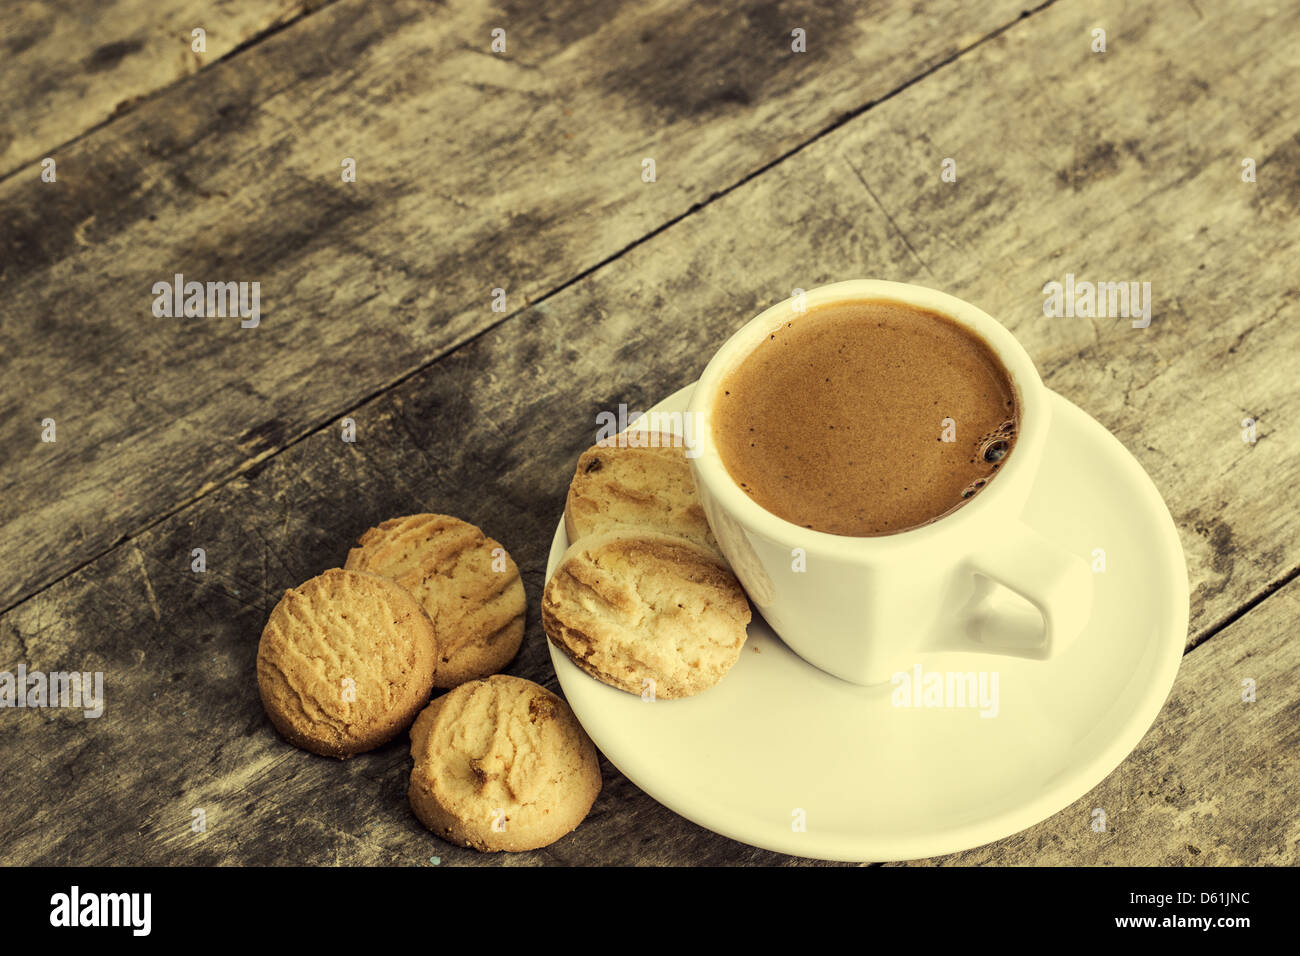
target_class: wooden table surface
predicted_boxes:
[2,0,1296,866]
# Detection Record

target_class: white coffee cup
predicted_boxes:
[687,280,1093,685]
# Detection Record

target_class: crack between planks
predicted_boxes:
[1186,562,1300,655]
[1,0,1065,617]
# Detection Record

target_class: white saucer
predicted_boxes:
[545,384,1188,862]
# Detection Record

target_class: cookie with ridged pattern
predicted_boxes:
[257,568,438,758]
[564,431,720,557]
[542,531,751,699]
[345,514,526,688]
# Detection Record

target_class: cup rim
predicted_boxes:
[686,280,1048,552]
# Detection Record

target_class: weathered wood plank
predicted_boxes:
[894,578,1300,865]
[0,0,1034,609]
[0,0,328,179]
[2,0,1297,865]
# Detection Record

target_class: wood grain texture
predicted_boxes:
[0,0,1032,611]
[1,0,1296,865]
[0,0,327,179]
[894,578,1300,866]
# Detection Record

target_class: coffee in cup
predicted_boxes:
[712,299,1019,536]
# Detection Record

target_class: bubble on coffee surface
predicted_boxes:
[982,438,1010,463]
[959,476,991,499]
[962,425,1015,502]
[974,420,1016,464]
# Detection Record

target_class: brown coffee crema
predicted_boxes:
[713,299,1020,536]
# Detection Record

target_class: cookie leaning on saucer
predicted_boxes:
[542,531,751,699]
[408,675,601,852]
[344,514,526,688]
[257,568,438,758]
[564,431,720,557]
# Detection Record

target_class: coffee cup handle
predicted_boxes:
[942,522,1094,660]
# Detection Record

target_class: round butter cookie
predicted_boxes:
[407,675,601,852]
[257,568,438,758]
[344,514,526,688]
[564,431,719,556]
[541,531,751,699]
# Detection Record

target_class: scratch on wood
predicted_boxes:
[840,153,937,279]
[132,544,161,624]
